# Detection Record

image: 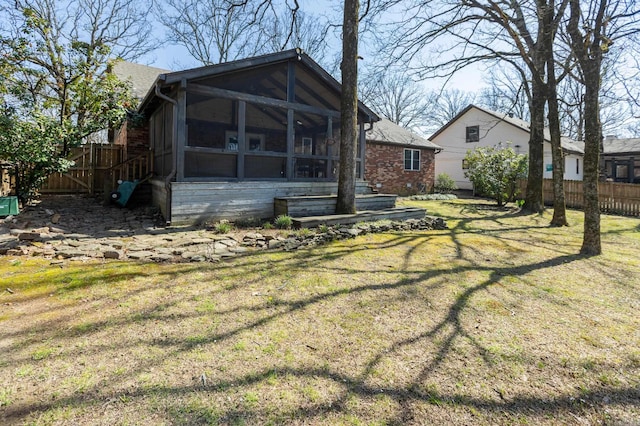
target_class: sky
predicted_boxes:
[138,1,488,94]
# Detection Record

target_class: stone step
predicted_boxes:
[291,207,427,229]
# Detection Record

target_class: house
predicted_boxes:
[429,104,584,190]
[601,136,640,183]
[113,49,434,224]
[365,118,440,195]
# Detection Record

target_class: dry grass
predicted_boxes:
[1,198,639,425]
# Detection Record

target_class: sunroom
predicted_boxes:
[136,49,379,224]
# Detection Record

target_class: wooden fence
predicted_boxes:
[520,179,640,217]
[40,145,151,195]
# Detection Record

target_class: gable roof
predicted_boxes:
[429,104,584,155]
[602,137,640,155]
[367,118,440,150]
[135,49,379,122]
[111,61,171,101]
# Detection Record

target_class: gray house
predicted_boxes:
[116,49,382,224]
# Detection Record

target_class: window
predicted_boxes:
[301,137,313,154]
[462,159,469,170]
[576,158,580,175]
[466,125,479,142]
[404,149,420,171]
[225,131,264,151]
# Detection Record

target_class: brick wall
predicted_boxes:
[365,142,435,195]
[113,120,150,160]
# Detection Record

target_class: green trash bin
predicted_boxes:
[0,196,19,216]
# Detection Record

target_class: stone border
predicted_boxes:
[0,216,447,263]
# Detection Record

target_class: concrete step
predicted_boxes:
[291,207,427,228]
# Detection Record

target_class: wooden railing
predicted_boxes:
[519,179,640,217]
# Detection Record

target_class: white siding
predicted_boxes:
[432,107,583,190]
[433,108,530,190]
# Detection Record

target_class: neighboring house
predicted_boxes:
[602,136,640,183]
[429,104,584,190]
[365,118,440,195]
[114,49,385,224]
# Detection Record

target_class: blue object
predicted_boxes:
[110,179,141,207]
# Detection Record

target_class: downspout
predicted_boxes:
[155,81,178,225]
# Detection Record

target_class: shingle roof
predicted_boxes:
[111,61,171,101]
[602,137,640,154]
[367,118,440,150]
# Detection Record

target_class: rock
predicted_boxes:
[192,238,213,244]
[127,251,154,259]
[103,250,122,259]
[150,253,173,262]
[51,214,61,224]
[346,228,361,237]
[229,246,248,254]
[244,232,264,241]
[18,232,41,241]
[268,239,283,249]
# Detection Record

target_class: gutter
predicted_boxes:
[154,81,178,225]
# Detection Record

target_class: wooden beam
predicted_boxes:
[238,101,246,179]
[287,109,295,180]
[188,83,341,119]
[287,61,295,103]
[359,122,366,179]
[176,79,187,181]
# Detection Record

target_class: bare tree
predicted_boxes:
[157,0,268,65]
[358,68,432,131]
[259,11,329,59]
[479,68,530,122]
[565,0,640,255]
[426,88,476,131]
[377,0,569,216]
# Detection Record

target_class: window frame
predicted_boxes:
[225,131,265,152]
[466,125,480,143]
[404,148,421,171]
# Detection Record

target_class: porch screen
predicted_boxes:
[292,112,340,180]
[186,95,234,149]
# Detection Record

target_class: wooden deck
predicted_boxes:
[274,194,397,217]
[291,207,427,228]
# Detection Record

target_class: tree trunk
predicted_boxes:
[545,1,568,226]
[336,0,359,214]
[580,63,602,254]
[566,0,604,255]
[524,69,546,214]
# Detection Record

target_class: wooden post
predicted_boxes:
[176,79,187,182]
[238,101,246,179]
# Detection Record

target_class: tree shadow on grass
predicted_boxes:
[5,249,624,424]
[3,198,637,424]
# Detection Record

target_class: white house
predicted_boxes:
[429,104,584,190]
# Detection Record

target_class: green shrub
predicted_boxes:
[213,220,233,234]
[434,173,458,194]
[274,215,293,229]
[464,144,528,206]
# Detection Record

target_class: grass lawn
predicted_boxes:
[1,198,639,425]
